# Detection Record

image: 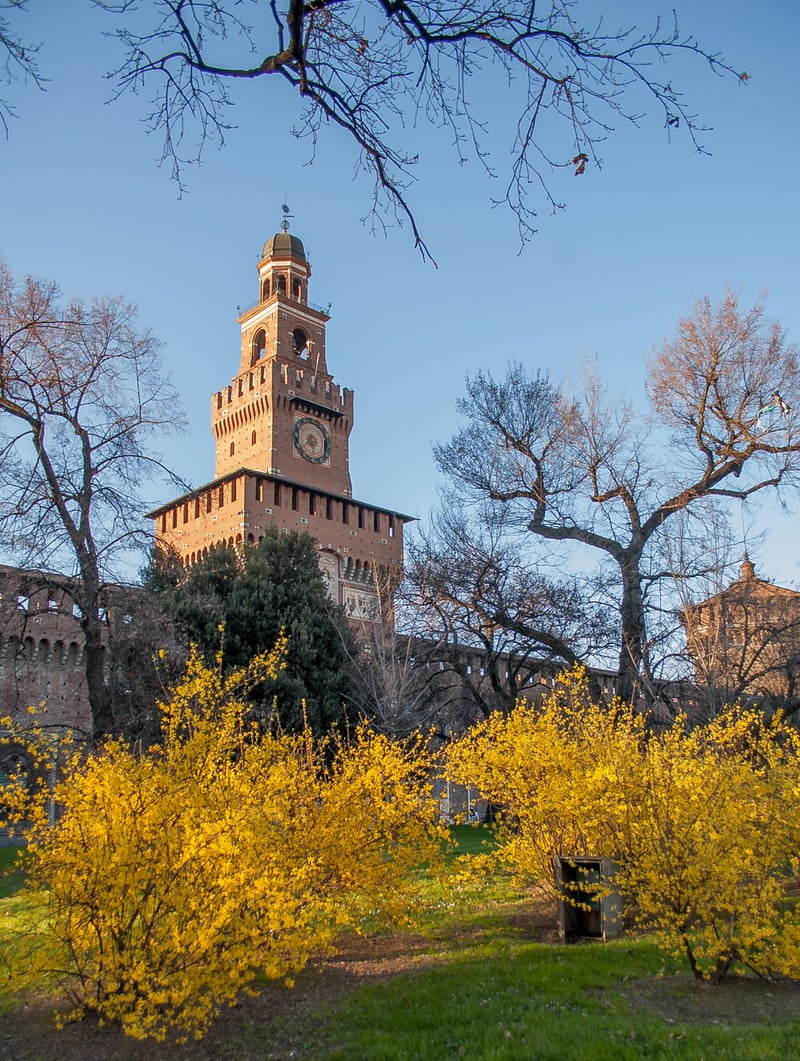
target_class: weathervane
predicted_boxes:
[281,203,293,233]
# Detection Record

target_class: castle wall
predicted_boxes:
[151,471,406,615]
[0,567,95,734]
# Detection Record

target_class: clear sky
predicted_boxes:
[2,0,798,586]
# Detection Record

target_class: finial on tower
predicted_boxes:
[741,553,756,581]
[281,203,293,233]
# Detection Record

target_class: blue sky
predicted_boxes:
[2,0,798,586]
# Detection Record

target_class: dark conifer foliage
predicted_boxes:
[147,527,355,733]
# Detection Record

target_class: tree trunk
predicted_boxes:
[78,571,114,739]
[617,553,646,704]
[84,619,113,739]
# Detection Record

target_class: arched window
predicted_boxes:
[262,278,270,301]
[292,279,302,300]
[277,275,287,295]
[292,328,308,357]
[252,430,257,445]
[229,441,235,457]
[251,328,267,366]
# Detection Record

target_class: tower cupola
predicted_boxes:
[213,213,351,487]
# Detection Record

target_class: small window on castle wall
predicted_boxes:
[291,488,299,512]
[358,508,365,529]
[231,479,237,502]
[252,430,257,445]
[373,511,380,533]
[183,503,189,524]
[342,503,349,525]
[256,480,264,502]
[195,497,201,519]
[277,275,287,295]
[230,441,235,457]
[309,493,316,516]
[206,492,212,513]
[161,514,167,533]
[326,498,333,520]
[219,485,225,507]
[172,509,178,528]
[274,482,281,506]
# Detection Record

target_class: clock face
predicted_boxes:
[293,416,331,464]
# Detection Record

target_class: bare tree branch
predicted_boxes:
[39,0,746,259]
[0,0,45,136]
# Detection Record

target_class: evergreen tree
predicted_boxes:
[148,528,354,733]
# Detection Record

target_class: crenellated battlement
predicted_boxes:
[151,222,412,626]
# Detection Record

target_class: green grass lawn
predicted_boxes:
[0,845,27,899]
[447,823,497,858]
[315,932,800,1060]
[1,828,799,1059]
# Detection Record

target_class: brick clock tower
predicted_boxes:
[148,224,412,619]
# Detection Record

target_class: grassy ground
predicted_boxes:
[320,931,800,1060]
[0,846,26,899]
[1,828,799,1059]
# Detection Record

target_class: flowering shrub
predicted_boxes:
[1,640,444,1041]
[448,666,800,981]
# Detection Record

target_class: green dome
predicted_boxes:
[261,231,306,261]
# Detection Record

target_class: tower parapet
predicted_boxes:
[149,220,414,619]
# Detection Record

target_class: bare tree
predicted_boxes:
[4,2,743,259]
[407,496,614,714]
[436,290,800,704]
[0,257,185,736]
[339,568,452,736]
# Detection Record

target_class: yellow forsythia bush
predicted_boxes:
[448,665,800,981]
[1,640,445,1041]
